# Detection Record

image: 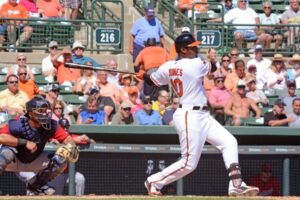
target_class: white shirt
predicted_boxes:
[151,58,209,106]
[42,54,56,76]
[264,69,287,90]
[107,73,121,89]
[224,7,258,30]
[247,58,272,89]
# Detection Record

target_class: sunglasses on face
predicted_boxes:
[264,6,271,9]
[75,47,84,51]
[231,53,238,56]
[248,81,256,85]
[50,46,58,50]
[8,81,18,84]
[143,100,152,105]
[216,79,224,83]
[18,73,27,76]
[222,59,230,62]
[122,107,131,111]
[51,90,60,93]
[238,86,246,89]
[18,58,26,61]
[173,102,179,105]
[54,107,63,110]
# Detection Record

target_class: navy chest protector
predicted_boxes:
[8,116,57,163]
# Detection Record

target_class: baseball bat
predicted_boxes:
[64,62,136,75]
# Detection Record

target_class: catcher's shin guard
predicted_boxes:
[27,154,68,192]
[228,163,242,188]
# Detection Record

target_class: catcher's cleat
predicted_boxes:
[27,184,56,195]
[144,180,162,196]
[228,185,259,196]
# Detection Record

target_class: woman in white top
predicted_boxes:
[265,54,287,90]
[73,61,97,94]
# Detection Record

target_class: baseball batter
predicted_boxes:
[0,96,79,195]
[143,33,259,196]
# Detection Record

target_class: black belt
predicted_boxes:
[179,104,208,111]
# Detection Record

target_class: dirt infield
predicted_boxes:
[0,196,299,200]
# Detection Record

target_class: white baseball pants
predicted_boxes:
[147,108,239,189]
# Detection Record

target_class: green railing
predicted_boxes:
[0,0,124,53]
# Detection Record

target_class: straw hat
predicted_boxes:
[289,54,300,64]
[272,54,285,62]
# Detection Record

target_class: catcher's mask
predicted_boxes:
[26,97,52,130]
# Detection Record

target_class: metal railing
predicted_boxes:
[0,0,124,53]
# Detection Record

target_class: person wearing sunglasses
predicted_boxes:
[71,41,100,67]
[245,75,269,107]
[18,67,45,99]
[214,54,232,77]
[258,1,282,49]
[265,54,287,90]
[0,74,29,115]
[208,72,231,125]
[111,101,136,125]
[135,96,162,125]
[41,41,58,79]
[7,53,35,81]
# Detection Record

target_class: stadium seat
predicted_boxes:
[62,94,87,105]
[239,117,264,126]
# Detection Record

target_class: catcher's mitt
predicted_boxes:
[55,143,79,163]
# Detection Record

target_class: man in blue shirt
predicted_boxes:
[71,41,100,67]
[129,5,165,63]
[135,96,162,125]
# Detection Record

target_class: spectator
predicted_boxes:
[111,101,136,125]
[135,96,162,125]
[223,0,235,14]
[73,61,97,94]
[214,54,232,77]
[288,98,300,127]
[246,45,271,89]
[59,0,81,20]
[207,48,220,71]
[245,75,268,106]
[283,80,298,114]
[118,74,141,102]
[208,73,231,125]
[0,0,33,50]
[76,96,106,125]
[42,41,58,79]
[265,54,287,90]
[177,0,208,19]
[19,0,39,17]
[249,163,281,196]
[224,59,247,93]
[135,37,169,98]
[36,0,62,18]
[106,59,121,88]
[281,0,300,50]
[127,86,143,114]
[71,41,100,67]
[247,64,257,77]
[7,53,35,81]
[52,47,81,85]
[224,80,261,126]
[162,96,179,126]
[18,67,45,99]
[203,67,215,96]
[129,5,165,62]
[52,99,72,125]
[152,90,170,116]
[0,74,29,115]
[263,98,290,126]
[258,1,282,49]
[45,83,61,106]
[228,48,239,69]
[288,54,300,89]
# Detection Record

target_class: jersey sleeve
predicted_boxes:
[52,125,69,143]
[0,125,11,135]
[197,59,209,77]
[150,62,171,86]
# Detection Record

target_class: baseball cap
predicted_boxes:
[72,41,85,50]
[121,101,132,109]
[261,163,272,173]
[48,83,60,92]
[48,41,58,48]
[181,26,191,33]
[287,80,296,88]
[145,5,155,16]
[175,33,201,48]
[245,75,256,85]
[274,98,286,107]
[237,79,246,87]
[128,86,139,95]
[254,44,263,51]
[213,72,225,80]
[89,86,100,95]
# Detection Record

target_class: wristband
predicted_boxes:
[17,138,28,147]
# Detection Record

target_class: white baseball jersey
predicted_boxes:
[150,58,209,106]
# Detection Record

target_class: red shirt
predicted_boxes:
[249,175,280,196]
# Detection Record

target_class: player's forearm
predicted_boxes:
[63,135,76,145]
[0,134,20,147]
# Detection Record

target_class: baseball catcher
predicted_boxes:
[0,96,79,195]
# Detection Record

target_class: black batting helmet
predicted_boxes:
[175,33,201,53]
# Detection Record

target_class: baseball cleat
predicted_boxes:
[228,185,259,197]
[144,180,162,196]
[27,184,56,195]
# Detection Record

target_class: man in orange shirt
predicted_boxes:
[51,48,81,85]
[224,59,247,93]
[0,0,32,51]
[134,38,169,98]
[18,67,45,99]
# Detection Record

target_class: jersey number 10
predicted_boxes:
[171,78,183,97]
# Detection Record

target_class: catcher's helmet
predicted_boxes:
[175,33,201,53]
[26,96,52,130]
